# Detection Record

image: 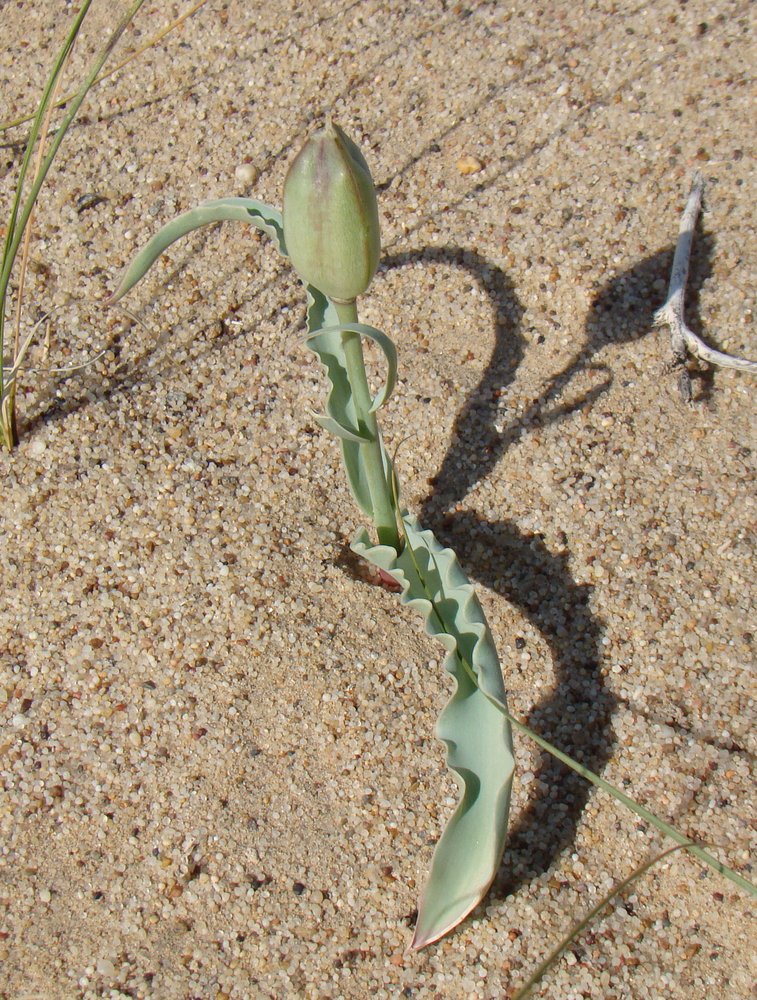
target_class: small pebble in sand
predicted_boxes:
[235,163,257,185]
[456,154,483,175]
[96,958,115,978]
[27,438,46,458]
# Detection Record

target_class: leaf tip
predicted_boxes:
[106,275,130,307]
[408,927,432,952]
[410,890,484,952]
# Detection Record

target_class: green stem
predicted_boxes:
[0,0,148,300]
[334,299,400,549]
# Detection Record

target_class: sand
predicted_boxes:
[1,1,755,997]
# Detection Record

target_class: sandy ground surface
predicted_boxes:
[1,1,755,997]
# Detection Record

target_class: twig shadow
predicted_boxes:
[587,226,715,401]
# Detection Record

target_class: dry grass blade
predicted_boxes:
[1,0,150,449]
[0,0,209,135]
[513,844,698,999]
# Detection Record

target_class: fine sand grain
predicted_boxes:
[1,1,755,997]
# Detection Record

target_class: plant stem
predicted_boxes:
[334,299,399,549]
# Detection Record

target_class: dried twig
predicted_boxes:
[655,171,757,400]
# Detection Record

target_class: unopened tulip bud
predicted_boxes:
[283,121,381,303]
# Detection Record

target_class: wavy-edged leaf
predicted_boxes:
[352,511,514,949]
[109,197,285,303]
[306,323,397,425]
[304,283,339,335]
[305,321,397,519]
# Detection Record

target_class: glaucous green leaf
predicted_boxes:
[353,512,515,949]
[304,284,340,336]
[305,322,397,519]
[109,197,285,303]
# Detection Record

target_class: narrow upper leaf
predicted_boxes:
[108,197,285,303]
[305,321,398,519]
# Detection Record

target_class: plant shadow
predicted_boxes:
[382,235,713,898]
[392,247,613,897]
[23,225,714,897]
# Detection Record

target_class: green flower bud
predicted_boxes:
[283,121,381,303]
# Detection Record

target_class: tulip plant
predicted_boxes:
[111,121,514,948]
[111,123,754,953]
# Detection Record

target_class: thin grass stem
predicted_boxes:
[1,0,149,299]
[0,0,209,135]
[1,0,94,448]
[513,844,693,999]
[14,42,72,362]
[503,712,755,898]
[1,0,148,448]
[1,0,93,273]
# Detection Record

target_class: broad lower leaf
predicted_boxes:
[353,512,515,949]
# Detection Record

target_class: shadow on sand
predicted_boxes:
[380,233,713,895]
